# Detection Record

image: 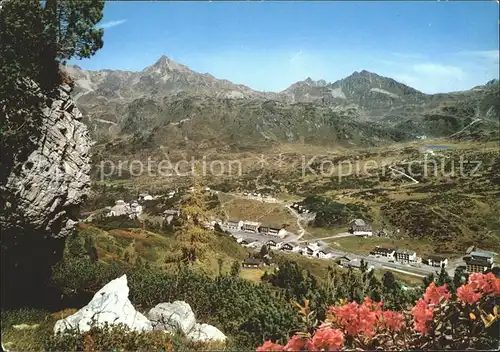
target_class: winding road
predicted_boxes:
[219,192,460,280]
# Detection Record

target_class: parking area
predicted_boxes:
[221,227,299,244]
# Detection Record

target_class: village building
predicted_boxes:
[280,242,301,253]
[266,239,277,248]
[316,250,333,259]
[348,219,373,237]
[337,255,352,267]
[107,200,142,219]
[128,202,143,218]
[336,256,373,271]
[138,193,153,201]
[163,209,180,225]
[107,200,128,217]
[464,251,494,273]
[470,251,494,263]
[242,221,260,233]
[371,246,396,259]
[304,242,321,256]
[242,258,263,269]
[224,219,243,231]
[464,257,493,273]
[200,221,215,230]
[395,249,419,264]
[291,203,309,214]
[258,224,287,238]
[423,255,448,268]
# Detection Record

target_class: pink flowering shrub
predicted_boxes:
[257,272,500,351]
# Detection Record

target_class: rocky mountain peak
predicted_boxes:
[304,77,315,85]
[485,78,499,87]
[303,77,328,88]
[343,69,379,82]
[144,55,190,73]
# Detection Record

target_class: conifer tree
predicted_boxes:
[174,169,215,264]
[230,260,241,277]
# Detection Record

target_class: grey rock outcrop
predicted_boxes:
[0,83,92,239]
[54,275,152,334]
[147,301,227,343]
[148,301,196,334]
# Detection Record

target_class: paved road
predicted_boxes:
[297,232,355,243]
[223,227,457,279]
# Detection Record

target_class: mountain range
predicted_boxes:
[66,55,499,154]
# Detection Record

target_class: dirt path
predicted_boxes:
[297,232,354,243]
[449,118,482,138]
[285,205,306,239]
[388,166,419,185]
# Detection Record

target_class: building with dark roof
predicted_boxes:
[224,219,243,230]
[258,224,287,238]
[348,218,373,236]
[395,249,419,264]
[423,255,448,268]
[470,251,493,263]
[464,256,493,273]
[242,258,263,269]
[371,246,395,259]
[266,239,277,247]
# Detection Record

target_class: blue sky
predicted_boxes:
[71,1,499,93]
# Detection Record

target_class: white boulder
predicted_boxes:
[147,301,196,334]
[187,323,227,342]
[148,301,227,342]
[54,275,152,334]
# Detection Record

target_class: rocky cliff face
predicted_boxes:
[1,83,92,238]
[0,82,92,308]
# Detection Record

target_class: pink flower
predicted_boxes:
[423,282,451,305]
[329,299,381,338]
[468,272,500,295]
[457,284,482,304]
[412,299,433,335]
[283,335,310,351]
[257,340,284,351]
[492,276,500,295]
[310,327,344,351]
[381,310,404,331]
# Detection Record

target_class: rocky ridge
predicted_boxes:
[0,83,92,239]
[1,81,93,309]
[68,55,499,154]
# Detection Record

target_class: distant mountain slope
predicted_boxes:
[279,70,427,108]
[67,55,499,151]
[87,94,413,157]
[66,55,277,104]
